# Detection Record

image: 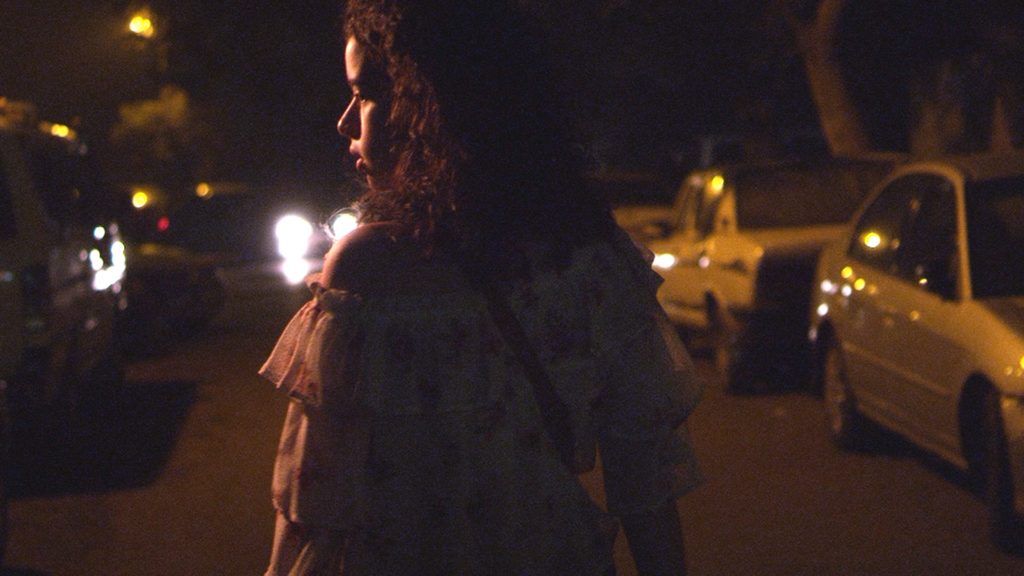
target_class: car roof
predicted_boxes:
[905,151,1024,182]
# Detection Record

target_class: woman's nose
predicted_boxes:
[337,98,359,139]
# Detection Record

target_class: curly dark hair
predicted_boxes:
[343,0,614,257]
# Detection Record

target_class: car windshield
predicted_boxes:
[966,176,1024,298]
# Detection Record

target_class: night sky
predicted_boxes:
[2,1,812,192]
[1,1,350,194]
[6,1,1011,200]
[4,0,1019,196]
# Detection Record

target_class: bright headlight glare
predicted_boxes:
[111,241,127,267]
[275,214,314,259]
[329,211,360,240]
[652,253,676,270]
[89,249,104,271]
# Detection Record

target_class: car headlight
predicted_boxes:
[327,208,360,241]
[275,214,314,259]
[652,252,677,270]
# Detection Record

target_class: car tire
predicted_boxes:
[982,389,1022,551]
[822,338,863,450]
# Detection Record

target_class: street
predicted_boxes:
[4,262,1024,576]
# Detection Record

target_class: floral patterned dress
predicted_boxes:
[260,229,703,576]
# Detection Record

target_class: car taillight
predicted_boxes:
[19,264,50,334]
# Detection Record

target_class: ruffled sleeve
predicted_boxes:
[259,274,371,531]
[258,275,363,409]
[587,234,705,515]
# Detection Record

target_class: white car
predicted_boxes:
[644,159,889,391]
[809,153,1024,549]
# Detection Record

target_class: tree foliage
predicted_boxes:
[109,85,215,192]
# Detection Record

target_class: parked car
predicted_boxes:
[808,153,1024,548]
[641,158,892,391]
[116,242,226,357]
[0,99,124,430]
[96,184,228,357]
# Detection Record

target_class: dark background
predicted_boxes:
[1,1,1020,204]
[0,1,818,196]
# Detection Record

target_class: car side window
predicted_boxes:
[894,176,958,298]
[848,177,917,272]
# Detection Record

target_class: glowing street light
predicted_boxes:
[131,189,150,209]
[128,11,155,39]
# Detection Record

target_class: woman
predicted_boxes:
[261,1,703,574]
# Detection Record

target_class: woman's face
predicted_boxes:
[337,37,393,190]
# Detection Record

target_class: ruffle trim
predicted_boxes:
[258,274,363,407]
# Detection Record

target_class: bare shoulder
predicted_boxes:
[321,222,409,292]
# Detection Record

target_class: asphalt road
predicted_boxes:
[4,262,1024,575]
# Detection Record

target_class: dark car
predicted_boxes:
[1,100,124,429]
[98,185,229,357]
[117,242,226,357]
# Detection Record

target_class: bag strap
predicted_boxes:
[461,264,578,471]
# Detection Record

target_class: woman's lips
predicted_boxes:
[355,157,367,173]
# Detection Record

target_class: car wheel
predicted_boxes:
[982,389,1022,551]
[822,338,863,449]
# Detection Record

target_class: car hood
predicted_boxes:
[982,297,1024,336]
[743,224,848,259]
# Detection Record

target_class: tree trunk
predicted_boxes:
[786,0,871,157]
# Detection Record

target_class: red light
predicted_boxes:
[157,217,170,231]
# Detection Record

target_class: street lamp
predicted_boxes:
[128,10,155,39]
[125,6,168,79]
